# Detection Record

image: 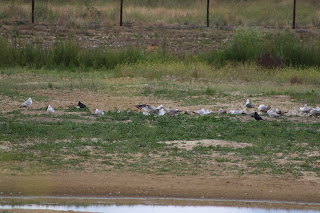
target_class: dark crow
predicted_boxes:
[78,101,87,108]
[254,112,263,121]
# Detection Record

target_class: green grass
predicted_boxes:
[1,65,320,107]
[263,89,320,105]
[0,152,24,162]
[0,63,320,177]
[1,111,320,176]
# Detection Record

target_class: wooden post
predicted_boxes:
[292,0,296,29]
[120,0,123,26]
[32,0,35,24]
[206,0,210,27]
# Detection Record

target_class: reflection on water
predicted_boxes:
[1,204,320,213]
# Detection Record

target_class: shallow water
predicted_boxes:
[1,204,320,213]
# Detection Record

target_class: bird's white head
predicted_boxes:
[156,105,163,109]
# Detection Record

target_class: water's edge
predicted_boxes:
[1,196,320,211]
[1,203,320,213]
[1,196,320,205]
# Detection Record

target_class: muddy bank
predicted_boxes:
[0,172,319,203]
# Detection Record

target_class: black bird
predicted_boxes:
[78,101,87,108]
[254,112,263,121]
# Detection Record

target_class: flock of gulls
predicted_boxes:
[135,99,320,121]
[19,97,320,121]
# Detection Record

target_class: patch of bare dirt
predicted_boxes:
[163,139,252,151]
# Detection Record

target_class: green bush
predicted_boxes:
[224,27,265,62]
[204,28,320,67]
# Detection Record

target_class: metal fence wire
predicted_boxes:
[29,0,298,28]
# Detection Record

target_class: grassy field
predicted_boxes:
[1,107,320,176]
[0,0,320,28]
[0,0,320,180]
[0,66,319,178]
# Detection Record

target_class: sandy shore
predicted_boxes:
[1,171,320,212]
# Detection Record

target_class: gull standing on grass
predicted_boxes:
[47,105,55,114]
[20,97,32,108]
[246,99,254,108]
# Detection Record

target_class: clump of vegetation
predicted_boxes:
[224,27,265,62]
[1,27,320,69]
[0,37,149,70]
[203,28,320,67]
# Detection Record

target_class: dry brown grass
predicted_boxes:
[0,0,319,28]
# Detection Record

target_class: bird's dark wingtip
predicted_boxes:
[135,104,146,109]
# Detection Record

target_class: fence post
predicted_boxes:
[292,0,296,29]
[206,0,210,27]
[120,0,123,26]
[32,0,34,24]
